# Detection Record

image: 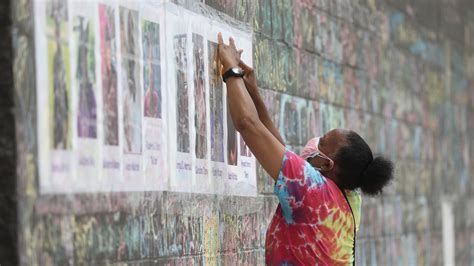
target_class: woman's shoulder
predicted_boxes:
[281,148,327,187]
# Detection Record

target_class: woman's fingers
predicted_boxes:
[238,49,243,57]
[238,60,253,72]
[217,32,224,45]
[229,37,236,49]
[239,60,249,69]
[217,33,241,68]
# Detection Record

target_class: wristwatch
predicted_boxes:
[222,66,244,83]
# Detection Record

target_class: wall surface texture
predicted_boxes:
[8,0,474,265]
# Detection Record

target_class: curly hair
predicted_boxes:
[335,131,394,196]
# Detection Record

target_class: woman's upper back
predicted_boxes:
[265,149,361,265]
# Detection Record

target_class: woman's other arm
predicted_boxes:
[239,60,285,146]
[218,33,284,180]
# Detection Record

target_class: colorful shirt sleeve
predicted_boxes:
[346,190,362,233]
[274,149,327,224]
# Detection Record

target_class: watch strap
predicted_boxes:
[222,66,244,83]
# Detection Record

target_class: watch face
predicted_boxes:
[223,66,244,82]
[232,66,244,75]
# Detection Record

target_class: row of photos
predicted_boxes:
[35,0,256,196]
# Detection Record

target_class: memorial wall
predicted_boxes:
[7,0,474,264]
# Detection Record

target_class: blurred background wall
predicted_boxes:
[3,0,474,264]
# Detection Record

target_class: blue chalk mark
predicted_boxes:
[409,41,427,54]
[390,12,405,31]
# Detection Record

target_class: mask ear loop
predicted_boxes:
[307,152,334,171]
[307,159,323,171]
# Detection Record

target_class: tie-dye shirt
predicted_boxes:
[265,149,362,265]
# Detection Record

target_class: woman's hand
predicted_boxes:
[217,33,241,71]
[239,60,258,91]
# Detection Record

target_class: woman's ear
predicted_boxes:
[306,157,316,167]
[321,159,334,172]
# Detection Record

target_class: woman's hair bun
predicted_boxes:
[359,156,394,196]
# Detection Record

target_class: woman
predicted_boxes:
[217,33,394,265]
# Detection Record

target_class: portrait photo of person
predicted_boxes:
[47,0,71,149]
[143,21,161,119]
[208,41,224,162]
[175,35,190,153]
[120,8,141,154]
[74,16,97,139]
[193,33,207,159]
[99,4,118,146]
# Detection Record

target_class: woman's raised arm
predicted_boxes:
[217,33,285,180]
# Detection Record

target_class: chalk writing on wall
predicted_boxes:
[14,0,474,265]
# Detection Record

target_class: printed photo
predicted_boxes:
[120,7,142,154]
[240,134,251,157]
[142,20,161,118]
[74,16,97,139]
[175,35,190,153]
[99,4,118,146]
[119,7,139,57]
[46,0,68,41]
[193,34,207,159]
[47,0,71,149]
[208,41,224,162]
[227,103,238,165]
[122,57,142,153]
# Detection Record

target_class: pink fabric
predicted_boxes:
[300,137,319,160]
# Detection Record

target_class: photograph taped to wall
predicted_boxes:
[36,0,74,193]
[119,3,143,188]
[46,0,68,41]
[99,3,122,190]
[74,14,97,139]
[165,4,193,193]
[120,7,142,154]
[48,41,72,149]
[193,33,207,160]
[143,20,161,119]
[239,134,251,157]
[174,34,190,153]
[210,27,256,196]
[190,15,212,194]
[226,102,238,166]
[142,5,168,191]
[71,1,100,192]
[47,0,71,150]
[121,57,142,154]
[208,41,224,163]
[99,4,119,146]
[119,7,140,57]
